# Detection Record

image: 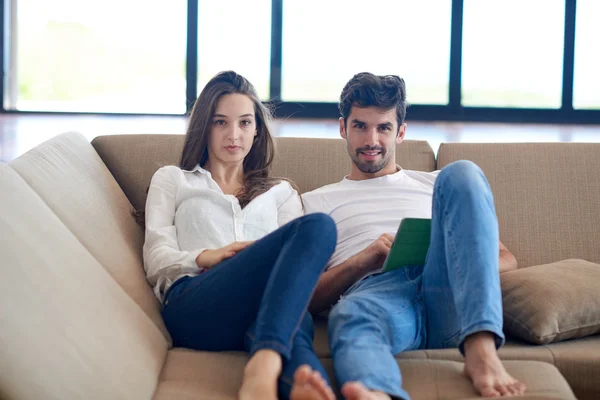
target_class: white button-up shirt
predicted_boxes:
[143,165,304,302]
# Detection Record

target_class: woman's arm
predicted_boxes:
[143,167,205,286]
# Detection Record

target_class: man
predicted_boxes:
[296,73,526,400]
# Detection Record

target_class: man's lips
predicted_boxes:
[358,149,382,160]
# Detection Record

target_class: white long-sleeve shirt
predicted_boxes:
[143,164,304,302]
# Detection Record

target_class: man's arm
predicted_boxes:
[499,240,518,273]
[309,233,394,314]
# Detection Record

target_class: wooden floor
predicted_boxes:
[1,113,600,163]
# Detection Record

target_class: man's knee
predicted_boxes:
[328,295,389,349]
[436,160,489,194]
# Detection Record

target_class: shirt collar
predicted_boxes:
[184,164,209,175]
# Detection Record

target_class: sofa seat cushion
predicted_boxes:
[501,259,600,344]
[315,314,600,399]
[155,349,574,400]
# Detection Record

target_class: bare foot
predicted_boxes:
[239,349,282,400]
[463,332,527,397]
[290,365,335,400]
[341,381,391,400]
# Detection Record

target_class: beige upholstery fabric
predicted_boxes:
[0,164,166,400]
[10,132,171,345]
[545,336,600,400]
[398,360,575,400]
[91,134,435,212]
[316,315,600,399]
[437,143,600,268]
[270,137,436,193]
[502,259,600,344]
[156,349,574,400]
[154,349,247,400]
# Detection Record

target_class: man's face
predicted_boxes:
[340,106,406,176]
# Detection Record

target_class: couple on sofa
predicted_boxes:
[142,70,526,400]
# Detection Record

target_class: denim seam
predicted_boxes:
[249,216,330,360]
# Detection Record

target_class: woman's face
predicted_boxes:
[207,93,257,166]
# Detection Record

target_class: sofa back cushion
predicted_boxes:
[437,143,600,267]
[92,134,436,213]
[0,163,166,400]
[10,132,170,344]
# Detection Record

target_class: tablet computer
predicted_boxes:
[382,218,431,272]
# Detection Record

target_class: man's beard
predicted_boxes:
[349,144,393,174]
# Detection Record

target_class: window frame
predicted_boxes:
[1,0,598,124]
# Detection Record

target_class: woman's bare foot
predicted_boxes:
[239,349,282,400]
[463,332,527,397]
[341,381,391,400]
[290,365,336,400]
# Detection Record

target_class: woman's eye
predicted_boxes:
[214,120,225,125]
[241,120,251,126]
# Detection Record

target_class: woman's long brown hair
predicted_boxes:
[135,71,299,228]
[180,70,289,208]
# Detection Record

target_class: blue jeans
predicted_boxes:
[328,160,505,400]
[161,213,337,399]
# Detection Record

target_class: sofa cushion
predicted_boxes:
[437,142,600,268]
[545,335,600,400]
[155,349,575,400]
[269,137,436,193]
[396,360,575,400]
[10,132,171,344]
[501,259,600,344]
[0,163,166,400]
[91,134,436,213]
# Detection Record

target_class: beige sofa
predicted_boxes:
[1,131,598,400]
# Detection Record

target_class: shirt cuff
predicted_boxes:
[184,248,207,270]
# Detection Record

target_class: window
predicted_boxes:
[462,0,565,108]
[281,0,452,105]
[11,0,187,113]
[573,0,600,109]
[197,0,272,100]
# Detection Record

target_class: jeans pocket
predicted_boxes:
[163,276,192,307]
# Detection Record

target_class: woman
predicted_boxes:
[143,71,335,400]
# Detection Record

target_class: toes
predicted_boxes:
[341,381,368,399]
[495,383,511,397]
[309,371,335,400]
[477,384,501,398]
[512,381,527,395]
[293,365,312,386]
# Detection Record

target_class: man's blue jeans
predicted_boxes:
[161,213,337,399]
[328,160,505,400]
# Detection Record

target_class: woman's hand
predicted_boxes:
[195,241,254,269]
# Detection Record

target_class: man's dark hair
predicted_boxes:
[339,72,408,130]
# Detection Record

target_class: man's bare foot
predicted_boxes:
[239,349,282,400]
[463,332,527,397]
[341,381,391,400]
[290,365,335,400]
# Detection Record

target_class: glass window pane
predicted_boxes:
[281,0,451,105]
[14,0,187,113]
[462,0,564,108]
[573,0,600,109]
[197,0,271,100]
